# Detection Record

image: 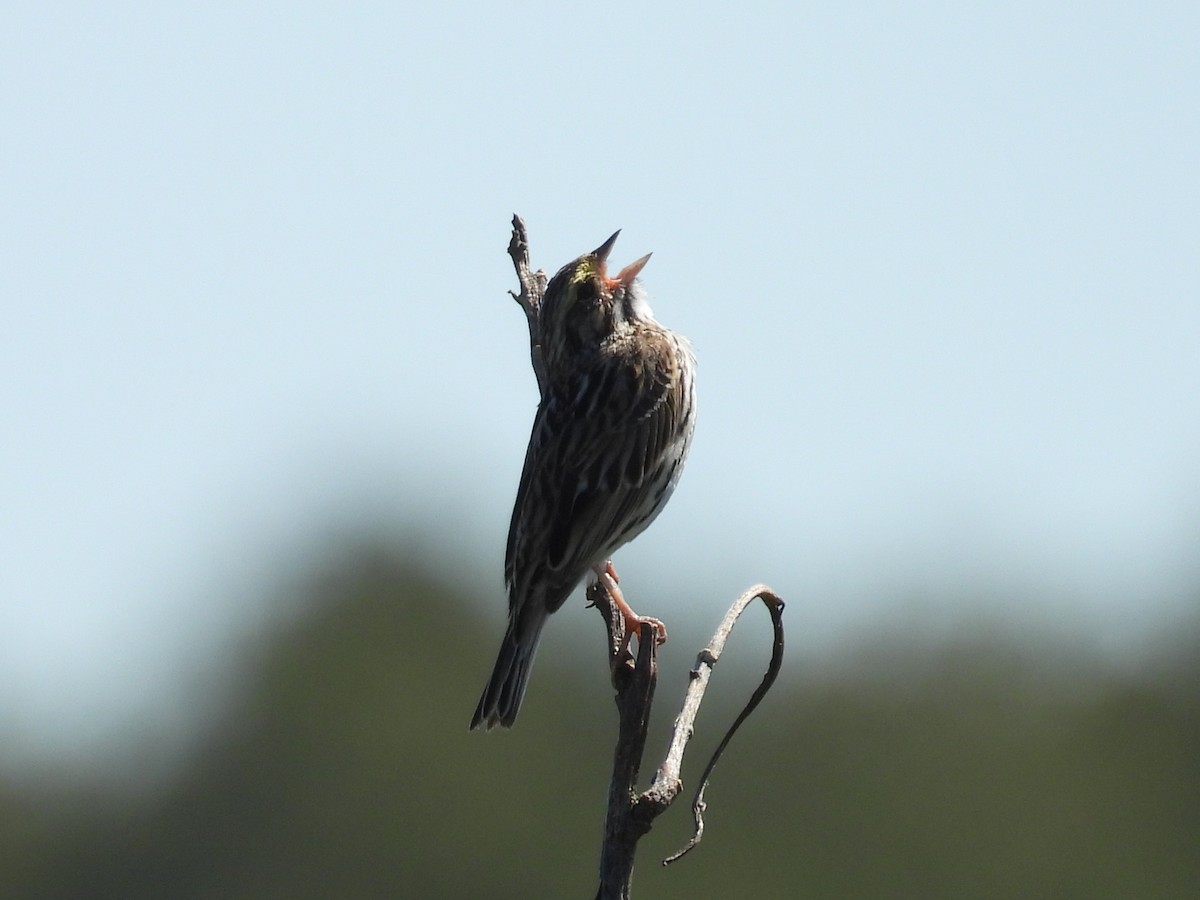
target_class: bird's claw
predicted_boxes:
[591,563,667,652]
[633,615,668,646]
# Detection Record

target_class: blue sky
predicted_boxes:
[3,3,1198,769]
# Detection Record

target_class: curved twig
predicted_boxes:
[661,585,786,865]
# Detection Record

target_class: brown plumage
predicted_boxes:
[470,231,697,730]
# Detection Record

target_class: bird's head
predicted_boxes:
[538,230,653,372]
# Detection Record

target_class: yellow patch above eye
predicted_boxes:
[569,258,596,285]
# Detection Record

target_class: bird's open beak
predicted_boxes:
[593,230,651,288]
[593,230,621,264]
[616,253,652,287]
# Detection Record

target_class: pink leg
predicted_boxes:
[591,561,668,648]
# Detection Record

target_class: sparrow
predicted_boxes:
[471,231,696,730]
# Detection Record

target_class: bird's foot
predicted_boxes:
[591,562,668,650]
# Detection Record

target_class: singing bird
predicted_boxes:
[471,231,696,730]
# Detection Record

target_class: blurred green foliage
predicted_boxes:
[2,545,1197,898]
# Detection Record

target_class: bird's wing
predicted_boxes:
[505,335,684,610]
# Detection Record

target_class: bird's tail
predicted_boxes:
[470,605,547,730]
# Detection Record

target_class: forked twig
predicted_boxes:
[587,581,785,898]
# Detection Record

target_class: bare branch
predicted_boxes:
[589,581,659,900]
[506,214,549,396]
